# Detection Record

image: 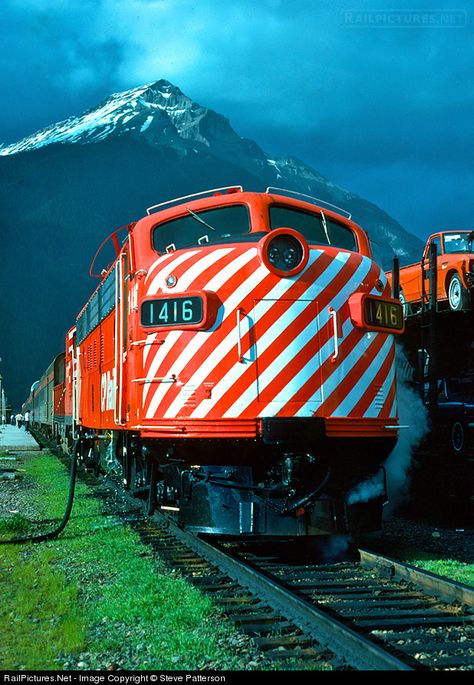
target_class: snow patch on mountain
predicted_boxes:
[0,77,424,267]
[0,80,215,156]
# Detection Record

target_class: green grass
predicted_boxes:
[0,513,32,536]
[364,532,474,588]
[1,452,310,671]
[400,553,474,587]
[0,546,86,669]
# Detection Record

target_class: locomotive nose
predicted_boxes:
[258,228,309,277]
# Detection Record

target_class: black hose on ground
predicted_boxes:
[0,437,81,545]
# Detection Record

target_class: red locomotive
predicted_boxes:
[24,186,404,536]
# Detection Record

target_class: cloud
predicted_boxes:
[0,0,473,239]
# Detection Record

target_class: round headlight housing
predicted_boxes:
[259,228,309,277]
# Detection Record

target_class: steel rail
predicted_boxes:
[154,515,414,671]
[359,548,474,608]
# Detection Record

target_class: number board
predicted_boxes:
[141,296,203,327]
[364,297,403,331]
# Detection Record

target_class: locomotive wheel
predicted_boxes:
[451,421,465,456]
[130,459,147,497]
[147,461,159,516]
[447,273,467,311]
[129,459,139,495]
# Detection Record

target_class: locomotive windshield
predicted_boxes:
[270,206,357,252]
[152,205,251,253]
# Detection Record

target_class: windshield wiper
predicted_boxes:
[186,207,216,232]
[320,210,331,245]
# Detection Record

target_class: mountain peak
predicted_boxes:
[0,78,424,269]
[0,79,216,156]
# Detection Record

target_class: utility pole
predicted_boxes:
[0,373,4,422]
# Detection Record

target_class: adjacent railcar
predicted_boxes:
[28,186,405,537]
[23,353,69,442]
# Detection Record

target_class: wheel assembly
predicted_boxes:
[451,421,465,456]
[447,273,466,311]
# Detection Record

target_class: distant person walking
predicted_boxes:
[24,410,30,432]
[1,415,5,425]
[15,412,22,429]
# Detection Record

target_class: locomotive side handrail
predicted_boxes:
[114,255,125,426]
[265,187,352,220]
[236,309,244,363]
[131,376,178,384]
[72,348,80,433]
[146,186,244,215]
[89,225,131,279]
[329,307,339,362]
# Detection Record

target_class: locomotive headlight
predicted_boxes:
[259,228,309,277]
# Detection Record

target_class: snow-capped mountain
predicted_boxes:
[0,79,422,267]
[0,79,251,155]
[0,78,423,409]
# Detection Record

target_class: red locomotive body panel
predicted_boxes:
[73,190,400,443]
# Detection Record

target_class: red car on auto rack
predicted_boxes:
[387,230,474,314]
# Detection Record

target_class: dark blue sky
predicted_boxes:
[1,0,473,241]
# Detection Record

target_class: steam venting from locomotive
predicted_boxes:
[346,347,429,508]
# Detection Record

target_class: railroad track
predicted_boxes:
[38,443,474,671]
[220,538,474,670]
[121,505,474,672]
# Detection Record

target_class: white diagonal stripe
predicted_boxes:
[186,251,327,419]
[142,330,183,405]
[251,256,372,418]
[143,332,158,365]
[147,257,267,418]
[159,248,234,293]
[291,263,389,416]
[332,336,393,417]
[364,356,395,418]
[146,250,201,295]
[222,300,318,418]
[389,390,398,418]
[296,331,376,417]
[258,296,357,418]
[144,251,180,285]
[204,248,258,292]
[142,249,254,405]
[192,250,356,419]
[262,317,354,417]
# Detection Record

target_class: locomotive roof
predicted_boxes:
[146,186,352,220]
[142,186,354,224]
